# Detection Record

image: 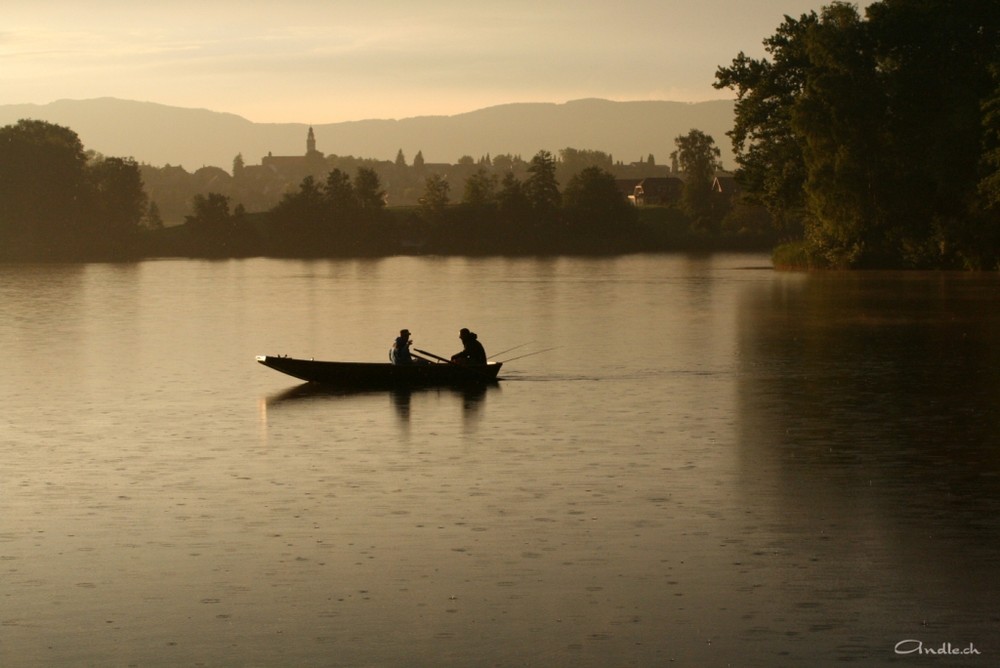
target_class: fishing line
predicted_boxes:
[492,341,534,358]
[499,347,560,363]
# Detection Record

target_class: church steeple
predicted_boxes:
[306,127,317,155]
[262,126,323,171]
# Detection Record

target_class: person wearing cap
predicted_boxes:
[390,328,416,364]
[451,327,487,364]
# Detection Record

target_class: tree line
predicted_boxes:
[716,0,1000,269]
[4,1,997,268]
[140,146,676,226]
[0,119,762,261]
[174,143,758,258]
[0,120,149,261]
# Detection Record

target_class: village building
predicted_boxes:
[615,176,685,206]
[617,174,743,208]
[261,127,327,178]
[711,174,742,198]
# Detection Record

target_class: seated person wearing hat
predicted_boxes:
[390,329,420,364]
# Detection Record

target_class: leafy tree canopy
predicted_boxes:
[562,166,637,235]
[671,129,722,220]
[715,0,1000,268]
[418,173,451,219]
[462,168,499,210]
[0,120,147,259]
[524,150,561,217]
[353,167,386,211]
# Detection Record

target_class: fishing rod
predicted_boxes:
[499,346,560,364]
[413,348,457,364]
[491,341,534,358]
[414,347,497,382]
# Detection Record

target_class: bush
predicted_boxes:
[772,241,815,270]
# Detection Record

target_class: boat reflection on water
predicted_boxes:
[262,381,498,421]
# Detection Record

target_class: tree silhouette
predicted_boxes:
[0,120,88,258]
[563,166,637,243]
[671,129,722,224]
[88,155,148,254]
[524,150,560,218]
[716,0,1000,268]
[418,174,450,221]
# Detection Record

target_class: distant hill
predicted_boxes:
[0,97,736,172]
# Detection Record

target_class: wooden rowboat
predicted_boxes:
[256,355,502,387]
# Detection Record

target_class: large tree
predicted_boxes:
[462,168,498,211]
[418,174,451,220]
[267,176,328,254]
[670,129,722,221]
[869,0,1000,266]
[324,168,357,214]
[562,166,637,242]
[0,120,89,257]
[523,150,561,219]
[714,12,816,239]
[557,148,612,184]
[792,3,889,266]
[715,0,1000,268]
[496,171,528,222]
[982,64,1000,210]
[88,156,148,247]
[353,167,386,212]
[184,192,256,256]
[0,120,150,259]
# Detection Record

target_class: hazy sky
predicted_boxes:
[4,0,865,123]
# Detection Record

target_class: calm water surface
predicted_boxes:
[1,255,999,666]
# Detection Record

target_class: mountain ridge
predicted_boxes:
[0,97,736,172]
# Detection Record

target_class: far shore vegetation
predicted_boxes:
[2,0,998,269]
[0,119,774,262]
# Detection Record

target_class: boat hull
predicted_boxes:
[257,355,502,387]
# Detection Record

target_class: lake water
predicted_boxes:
[2,254,999,666]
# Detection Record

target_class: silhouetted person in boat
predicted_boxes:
[451,328,487,364]
[390,328,423,364]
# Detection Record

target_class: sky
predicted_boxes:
[3,0,867,124]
